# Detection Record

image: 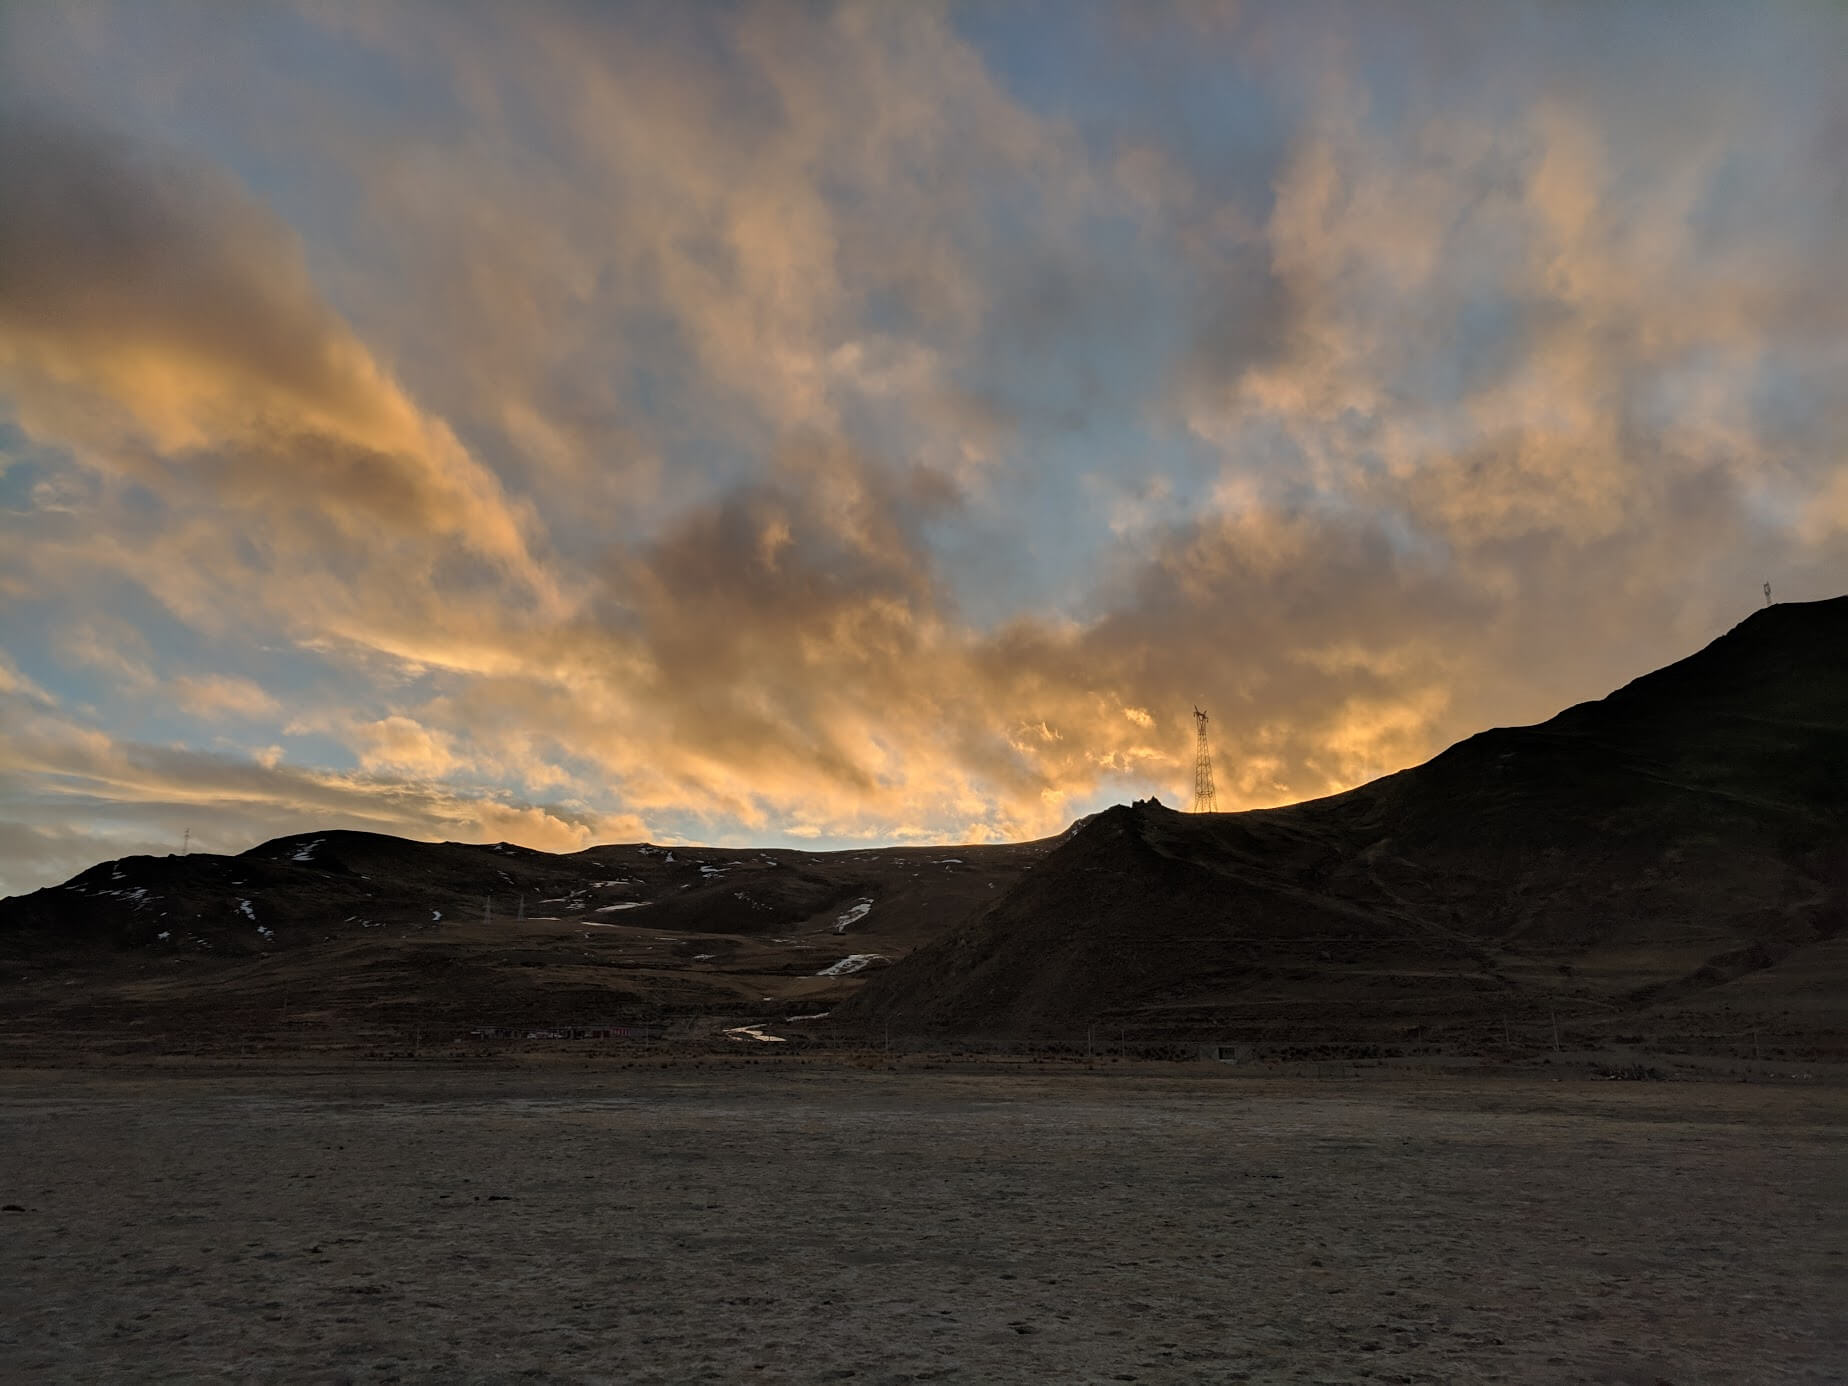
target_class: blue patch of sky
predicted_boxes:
[933,1,1338,630]
[0,459,43,512]
[1750,356,1834,457]
[927,225,1203,618]
[0,418,84,506]
[3,577,150,712]
[0,551,372,775]
[952,0,1293,190]
[1384,293,1528,415]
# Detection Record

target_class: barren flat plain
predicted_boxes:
[2,1065,1843,1385]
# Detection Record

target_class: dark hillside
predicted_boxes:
[842,598,1848,1050]
[0,829,1054,1052]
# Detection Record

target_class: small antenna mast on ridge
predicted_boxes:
[1192,706,1218,814]
[1764,581,1773,608]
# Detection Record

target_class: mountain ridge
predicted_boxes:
[2,598,1843,1058]
[838,598,1848,1048]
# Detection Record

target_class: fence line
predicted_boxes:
[64,1008,1795,1063]
[313,1014,1796,1063]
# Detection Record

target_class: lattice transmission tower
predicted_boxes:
[1192,706,1218,813]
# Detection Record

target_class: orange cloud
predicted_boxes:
[172,675,283,722]
[0,114,556,604]
[0,3,1843,896]
[0,688,619,894]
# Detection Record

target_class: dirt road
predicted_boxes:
[2,1066,1842,1383]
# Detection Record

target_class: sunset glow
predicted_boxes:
[2,2,1844,893]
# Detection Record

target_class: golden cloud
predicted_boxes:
[0,3,1843,895]
[0,112,556,604]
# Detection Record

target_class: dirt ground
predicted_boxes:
[1,1065,1842,1385]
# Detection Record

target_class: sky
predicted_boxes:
[1,1,1844,896]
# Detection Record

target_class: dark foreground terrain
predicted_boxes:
[2,1065,1843,1384]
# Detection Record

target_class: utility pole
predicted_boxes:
[1192,706,1219,813]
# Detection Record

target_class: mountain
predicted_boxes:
[0,829,1053,1054]
[839,598,1848,1055]
[5,598,1844,1061]
[1,830,1039,956]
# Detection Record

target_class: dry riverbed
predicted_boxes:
[1,1065,1843,1384]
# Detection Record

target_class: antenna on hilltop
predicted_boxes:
[1764,581,1773,608]
[182,827,190,855]
[1192,706,1218,814]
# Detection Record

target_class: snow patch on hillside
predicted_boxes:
[723,1024,786,1043]
[831,899,873,934]
[817,953,885,976]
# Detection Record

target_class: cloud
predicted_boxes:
[53,618,156,693]
[349,715,463,778]
[0,819,181,902]
[172,674,283,722]
[0,684,620,895]
[0,2,1843,894]
[0,108,556,601]
[0,650,57,707]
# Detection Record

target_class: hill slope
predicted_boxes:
[0,830,1053,1052]
[841,598,1848,1052]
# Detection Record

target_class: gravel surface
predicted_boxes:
[2,1066,1843,1384]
